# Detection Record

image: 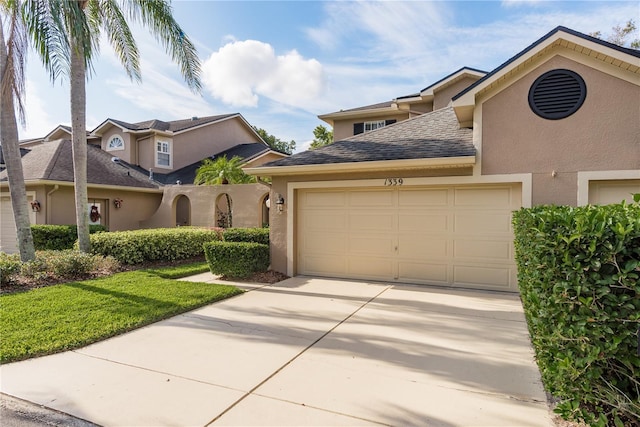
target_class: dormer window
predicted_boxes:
[107,135,124,151]
[353,119,397,135]
[156,140,172,168]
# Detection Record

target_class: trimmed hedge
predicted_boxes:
[512,202,640,426]
[31,224,107,250]
[90,228,223,264]
[223,227,269,245]
[204,241,269,279]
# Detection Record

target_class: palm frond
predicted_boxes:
[1,0,27,125]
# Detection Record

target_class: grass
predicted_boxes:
[142,261,211,279]
[0,266,242,364]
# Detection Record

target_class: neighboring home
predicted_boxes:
[319,67,487,141]
[247,26,640,293]
[0,113,286,253]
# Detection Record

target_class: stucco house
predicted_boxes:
[0,113,285,253]
[247,26,640,293]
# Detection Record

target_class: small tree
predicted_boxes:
[309,125,333,150]
[590,19,640,50]
[194,156,255,228]
[252,126,295,154]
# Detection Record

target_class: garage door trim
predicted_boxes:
[577,170,640,206]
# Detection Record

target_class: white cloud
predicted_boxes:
[19,79,62,139]
[201,40,326,109]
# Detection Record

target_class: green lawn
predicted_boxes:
[0,267,242,364]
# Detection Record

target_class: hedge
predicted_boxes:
[89,228,223,264]
[31,224,107,250]
[223,227,269,245]
[512,202,640,426]
[204,241,269,279]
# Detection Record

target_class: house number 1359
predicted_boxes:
[384,178,403,186]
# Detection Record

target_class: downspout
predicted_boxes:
[46,184,59,224]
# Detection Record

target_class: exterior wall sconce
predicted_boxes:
[275,194,285,212]
[30,200,41,212]
[113,198,123,209]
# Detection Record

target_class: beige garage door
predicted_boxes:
[589,180,640,205]
[0,195,36,254]
[297,184,522,292]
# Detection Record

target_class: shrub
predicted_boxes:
[223,227,270,245]
[512,202,640,426]
[204,241,269,279]
[31,224,107,250]
[90,227,223,264]
[0,253,21,285]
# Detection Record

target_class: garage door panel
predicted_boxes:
[303,191,346,207]
[453,264,512,289]
[348,257,394,278]
[303,212,347,230]
[398,213,449,232]
[349,236,395,256]
[349,212,394,230]
[302,232,346,254]
[454,212,512,234]
[453,240,512,261]
[301,255,347,276]
[349,190,394,207]
[398,262,449,284]
[399,188,449,206]
[454,187,514,208]
[589,180,640,205]
[398,236,448,259]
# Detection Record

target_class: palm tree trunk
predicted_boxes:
[0,18,35,261]
[225,193,232,228]
[70,41,90,252]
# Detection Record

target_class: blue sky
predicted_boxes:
[19,0,639,152]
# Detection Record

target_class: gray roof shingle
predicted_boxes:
[0,140,159,189]
[104,114,238,133]
[266,107,475,168]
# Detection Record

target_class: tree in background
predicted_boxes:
[24,0,201,252]
[194,156,255,228]
[591,19,639,50]
[252,126,295,155]
[309,125,333,150]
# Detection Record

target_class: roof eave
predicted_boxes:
[0,179,163,192]
[246,156,476,177]
[317,105,400,123]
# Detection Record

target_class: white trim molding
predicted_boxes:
[577,170,640,206]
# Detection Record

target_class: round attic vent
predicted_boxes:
[528,69,586,120]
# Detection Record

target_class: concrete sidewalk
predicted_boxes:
[0,276,552,426]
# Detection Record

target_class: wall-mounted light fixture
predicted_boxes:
[30,200,41,212]
[113,198,123,209]
[275,194,285,213]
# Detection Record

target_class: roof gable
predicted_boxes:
[451,26,640,125]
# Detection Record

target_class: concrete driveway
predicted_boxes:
[0,276,551,426]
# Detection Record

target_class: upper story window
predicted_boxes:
[156,140,171,168]
[106,135,124,151]
[353,119,396,135]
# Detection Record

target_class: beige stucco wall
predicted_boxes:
[398,100,433,114]
[141,183,270,229]
[100,126,135,164]
[40,184,162,230]
[482,55,640,206]
[268,167,474,274]
[433,77,480,111]
[333,112,409,141]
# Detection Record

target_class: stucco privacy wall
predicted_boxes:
[141,183,270,229]
[268,167,474,274]
[481,54,640,206]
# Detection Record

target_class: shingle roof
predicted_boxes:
[334,100,396,114]
[104,114,238,133]
[141,143,270,185]
[0,140,159,189]
[266,107,474,167]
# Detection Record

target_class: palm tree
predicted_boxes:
[0,0,36,261]
[28,0,201,252]
[194,156,255,228]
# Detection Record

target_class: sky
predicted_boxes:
[17,0,640,152]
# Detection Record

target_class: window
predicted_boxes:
[156,140,171,167]
[365,120,385,132]
[353,120,396,135]
[107,135,124,151]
